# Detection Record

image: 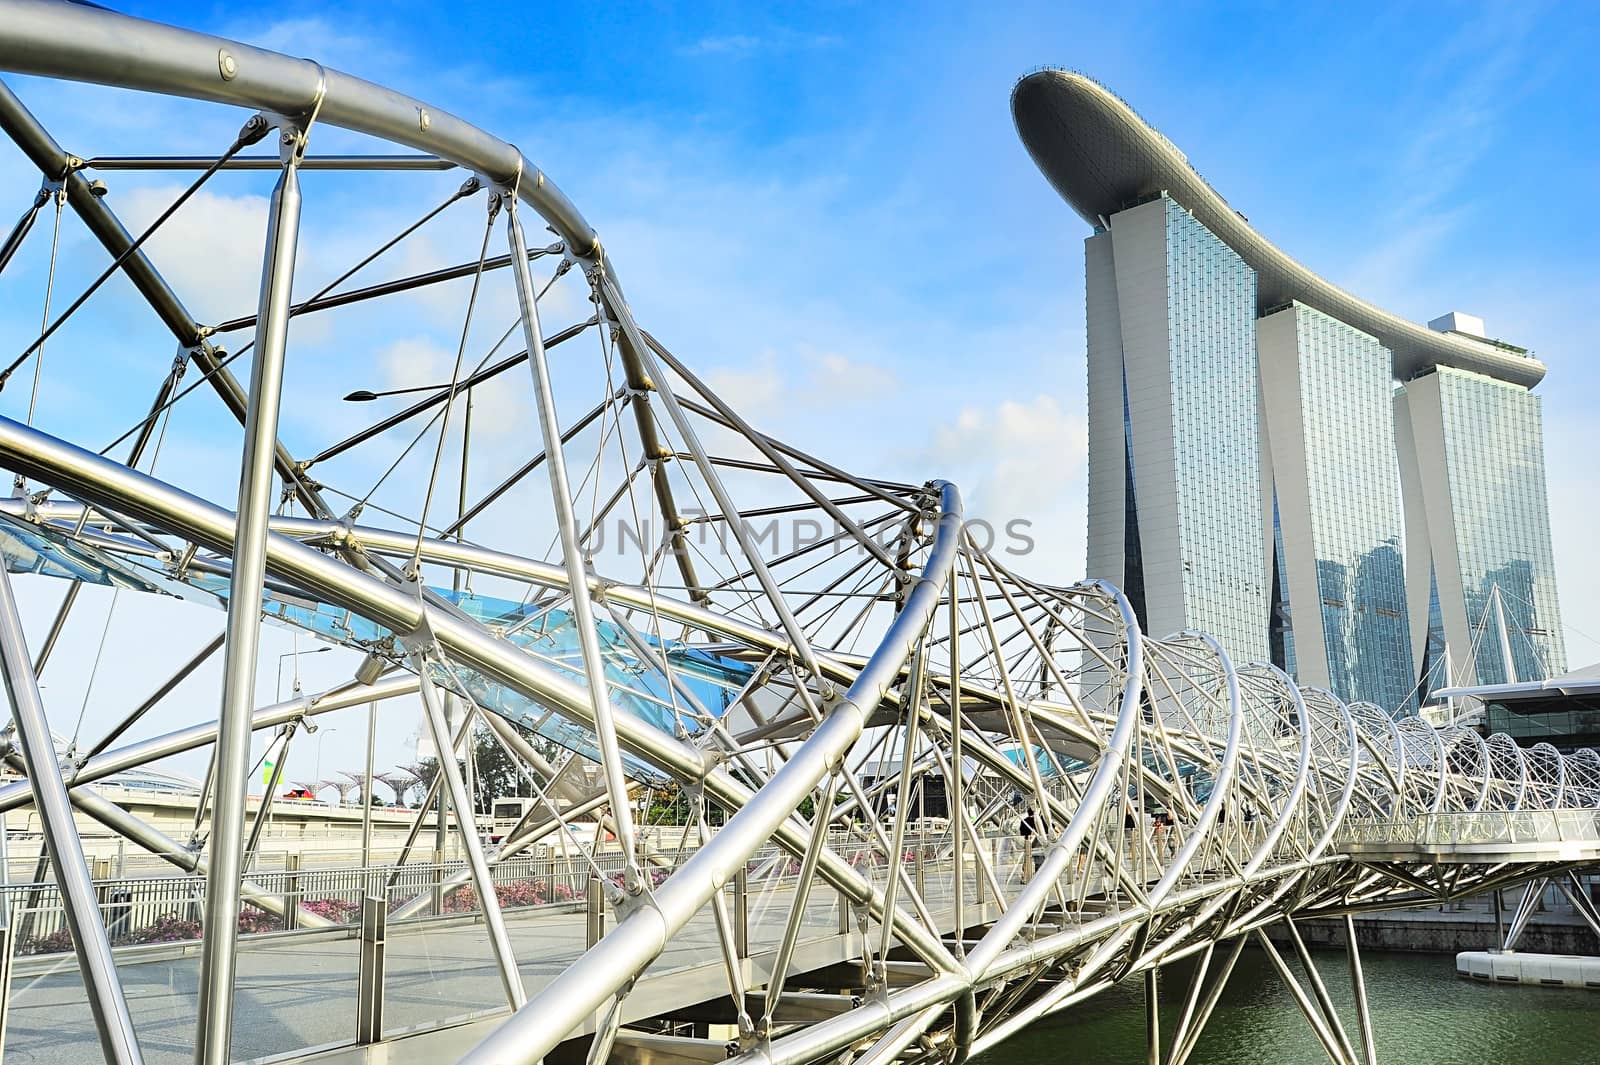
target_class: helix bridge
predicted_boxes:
[0,4,1595,1064]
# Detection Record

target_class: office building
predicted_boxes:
[1084,194,1267,661]
[1259,303,1415,710]
[1397,360,1567,692]
[1013,70,1566,707]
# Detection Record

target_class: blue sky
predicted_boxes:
[0,1,1596,781]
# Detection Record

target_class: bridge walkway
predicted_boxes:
[2,858,1025,1064]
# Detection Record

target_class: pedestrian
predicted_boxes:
[1019,806,1038,881]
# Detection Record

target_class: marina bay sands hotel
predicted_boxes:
[1012,70,1565,714]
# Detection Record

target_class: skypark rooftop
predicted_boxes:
[1011,69,1546,388]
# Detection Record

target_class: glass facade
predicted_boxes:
[1484,696,1600,753]
[1279,304,1415,712]
[1433,366,1566,685]
[1087,198,1563,698]
[1269,500,1297,679]
[1121,369,1147,625]
[1416,566,1449,695]
[1161,197,1266,660]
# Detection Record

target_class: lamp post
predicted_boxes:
[313,727,338,784]
[342,383,453,402]
[276,645,333,701]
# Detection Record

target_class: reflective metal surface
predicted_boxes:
[0,7,1591,1065]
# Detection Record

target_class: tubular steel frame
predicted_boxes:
[0,5,1594,1065]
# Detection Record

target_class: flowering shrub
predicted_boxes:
[443,884,475,913]
[552,882,575,902]
[443,879,549,914]
[496,880,545,908]
[237,906,282,935]
[596,868,672,889]
[19,928,73,955]
[126,915,202,944]
[21,901,307,955]
[300,897,361,924]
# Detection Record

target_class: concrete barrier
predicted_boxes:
[1456,951,1600,988]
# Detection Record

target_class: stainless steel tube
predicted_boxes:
[456,483,964,1065]
[414,657,527,1007]
[194,143,303,1065]
[0,412,960,1053]
[0,0,597,256]
[0,565,143,1065]
[505,199,640,889]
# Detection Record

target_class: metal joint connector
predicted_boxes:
[237,113,272,148]
[278,124,308,166]
[171,542,199,581]
[613,877,653,915]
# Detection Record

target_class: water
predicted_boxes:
[975,948,1600,1065]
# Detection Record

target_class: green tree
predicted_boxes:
[641,783,730,827]
[415,717,566,814]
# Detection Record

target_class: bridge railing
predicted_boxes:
[1336,809,1600,850]
[0,827,998,954]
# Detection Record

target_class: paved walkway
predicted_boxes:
[0,860,1021,1064]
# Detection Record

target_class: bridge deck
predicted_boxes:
[1339,810,1600,864]
[3,863,1016,1064]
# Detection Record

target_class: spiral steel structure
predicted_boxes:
[0,6,1593,1065]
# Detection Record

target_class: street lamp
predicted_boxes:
[342,382,455,402]
[313,727,339,784]
[276,645,333,701]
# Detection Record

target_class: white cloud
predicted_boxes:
[117,185,270,326]
[814,352,897,399]
[1338,206,1473,307]
[703,350,783,416]
[106,181,336,354]
[700,347,899,426]
[927,394,1086,512]
[378,335,449,391]
[680,34,764,57]
[678,30,840,58]
[920,394,1088,580]
[222,16,409,87]
[377,335,530,438]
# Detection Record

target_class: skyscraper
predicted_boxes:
[1085,195,1267,662]
[1259,303,1414,711]
[1013,70,1567,708]
[1396,359,1567,693]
